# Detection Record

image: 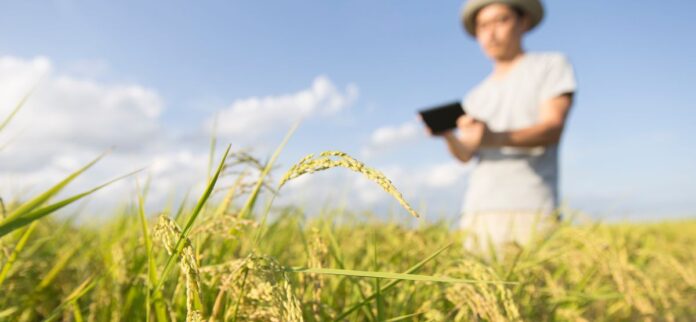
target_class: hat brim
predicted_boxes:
[461,0,544,37]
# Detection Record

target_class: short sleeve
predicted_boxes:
[539,54,577,102]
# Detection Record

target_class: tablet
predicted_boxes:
[418,101,465,134]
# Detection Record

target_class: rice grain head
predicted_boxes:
[279,151,419,218]
[154,214,203,321]
[445,259,521,322]
[228,254,304,322]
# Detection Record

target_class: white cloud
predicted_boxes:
[0,56,367,218]
[211,76,358,140]
[0,60,169,192]
[362,120,424,157]
[0,56,195,210]
[0,55,468,222]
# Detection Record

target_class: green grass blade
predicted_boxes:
[142,173,153,202]
[44,276,96,322]
[4,151,109,222]
[383,311,425,322]
[173,189,191,222]
[212,170,246,218]
[0,169,141,238]
[0,84,38,133]
[251,196,278,248]
[207,113,219,181]
[0,307,17,320]
[322,220,377,320]
[137,184,169,322]
[373,231,385,321]
[156,144,231,290]
[247,123,300,248]
[332,243,452,321]
[287,267,513,284]
[37,246,79,291]
[238,121,299,220]
[71,302,84,322]
[231,268,249,322]
[0,221,37,287]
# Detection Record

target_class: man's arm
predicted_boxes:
[442,131,476,162]
[483,93,574,148]
[428,93,572,163]
[439,116,485,163]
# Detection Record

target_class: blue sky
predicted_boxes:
[1,0,695,222]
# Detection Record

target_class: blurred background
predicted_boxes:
[1,0,695,222]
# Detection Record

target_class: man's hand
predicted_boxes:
[420,113,489,163]
[455,115,486,151]
[433,115,487,163]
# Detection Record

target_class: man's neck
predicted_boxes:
[492,49,526,78]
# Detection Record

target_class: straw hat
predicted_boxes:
[460,0,544,36]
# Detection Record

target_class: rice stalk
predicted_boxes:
[137,185,169,322]
[237,122,298,221]
[307,227,328,320]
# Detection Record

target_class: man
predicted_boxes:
[435,0,577,253]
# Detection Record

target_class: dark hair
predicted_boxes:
[509,5,525,18]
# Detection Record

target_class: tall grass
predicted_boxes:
[1,202,694,321]
[1,95,695,321]
[1,143,694,321]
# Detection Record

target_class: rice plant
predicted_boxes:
[1,96,694,321]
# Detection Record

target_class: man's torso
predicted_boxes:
[462,52,575,215]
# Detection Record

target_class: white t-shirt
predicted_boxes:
[461,52,577,215]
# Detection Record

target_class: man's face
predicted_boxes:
[474,3,528,60]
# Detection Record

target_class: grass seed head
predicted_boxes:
[154,214,203,321]
[280,151,420,218]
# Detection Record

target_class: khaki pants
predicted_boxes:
[459,211,558,256]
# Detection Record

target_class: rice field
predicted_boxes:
[1,102,695,321]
